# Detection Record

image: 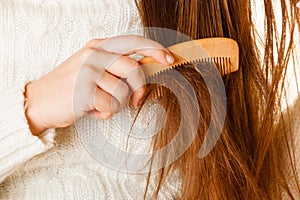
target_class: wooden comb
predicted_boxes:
[139,37,239,77]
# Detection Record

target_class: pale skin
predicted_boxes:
[24,35,174,136]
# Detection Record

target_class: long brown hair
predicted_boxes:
[134,0,300,199]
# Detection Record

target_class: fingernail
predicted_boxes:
[132,98,142,108]
[297,1,300,8]
[133,100,139,107]
[166,54,174,64]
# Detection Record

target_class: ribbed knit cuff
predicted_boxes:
[0,83,56,182]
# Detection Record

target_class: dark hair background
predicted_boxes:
[134,0,300,199]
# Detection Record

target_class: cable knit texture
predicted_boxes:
[0,0,299,199]
[0,0,181,199]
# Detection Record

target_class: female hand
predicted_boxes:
[24,35,174,135]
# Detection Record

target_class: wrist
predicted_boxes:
[24,83,47,136]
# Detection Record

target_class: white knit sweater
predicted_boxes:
[0,0,181,199]
[0,0,299,199]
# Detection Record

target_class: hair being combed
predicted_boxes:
[134,0,300,199]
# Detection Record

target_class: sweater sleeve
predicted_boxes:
[0,82,56,183]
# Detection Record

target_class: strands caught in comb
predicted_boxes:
[145,59,225,101]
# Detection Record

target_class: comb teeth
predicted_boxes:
[140,38,239,101]
[145,58,231,101]
[196,57,232,75]
[146,57,232,80]
[140,38,239,78]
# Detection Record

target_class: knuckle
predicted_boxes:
[86,38,101,48]
[112,97,121,113]
[127,35,142,40]
[83,64,98,75]
[127,58,140,70]
[117,82,129,101]
[80,47,95,60]
[117,57,140,78]
[120,82,130,94]
[127,65,144,81]
[131,60,141,69]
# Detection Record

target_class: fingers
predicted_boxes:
[82,35,174,115]
[86,50,146,106]
[91,88,119,119]
[104,56,145,106]
[86,35,174,65]
[96,71,130,108]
